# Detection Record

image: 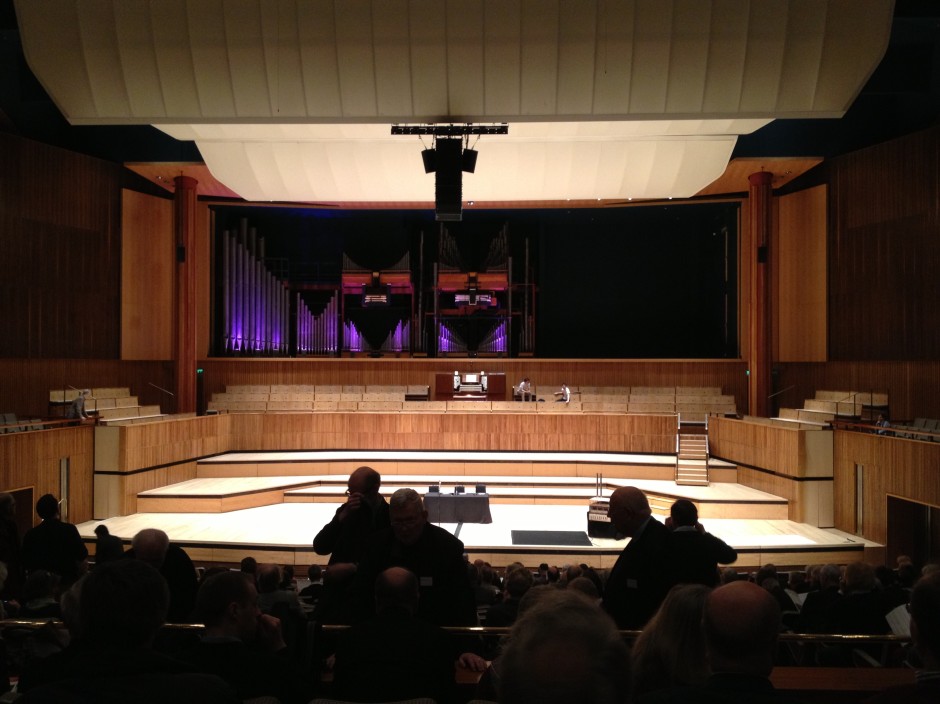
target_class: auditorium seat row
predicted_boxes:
[47,387,165,424]
[776,390,889,426]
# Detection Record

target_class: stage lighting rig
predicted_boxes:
[393,123,508,221]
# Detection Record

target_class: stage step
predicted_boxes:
[675,433,709,486]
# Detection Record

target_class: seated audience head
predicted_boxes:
[388,488,427,546]
[909,570,940,666]
[567,576,600,601]
[307,564,322,582]
[23,569,60,603]
[842,561,877,593]
[374,566,419,616]
[77,558,169,648]
[240,556,258,575]
[668,498,698,528]
[719,567,739,584]
[36,494,60,520]
[898,561,917,588]
[504,566,534,600]
[131,528,170,569]
[818,563,842,590]
[255,563,281,594]
[93,524,110,538]
[0,493,15,520]
[703,580,781,677]
[194,570,260,641]
[499,589,630,703]
[347,465,381,499]
[607,486,652,537]
[631,583,711,696]
[564,563,583,583]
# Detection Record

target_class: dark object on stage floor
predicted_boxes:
[428,485,440,493]
[454,485,465,494]
[511,530,593,547]
[475,484,487,494]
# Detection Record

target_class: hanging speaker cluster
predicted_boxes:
[392,123,507,222]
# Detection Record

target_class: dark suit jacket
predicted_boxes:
[332,607,458,703]
[667,528,738,587]
[602,516,673,629]
[124,545,199,624]
[21,519,88,585]
[313,496,390,564]
[352,523,476,627]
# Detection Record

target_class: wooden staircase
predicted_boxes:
[675,430,709,486]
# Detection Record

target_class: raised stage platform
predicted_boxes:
[78,450,880,570]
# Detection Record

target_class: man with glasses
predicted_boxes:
[350,488,477,628]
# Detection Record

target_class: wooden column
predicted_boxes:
[174,176,198,413]
[748,171,773,417]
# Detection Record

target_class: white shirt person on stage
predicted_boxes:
[516,377,533,402]
[554,383,571,404]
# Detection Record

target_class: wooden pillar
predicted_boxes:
[174,176,198,413]
[748,171,773,417]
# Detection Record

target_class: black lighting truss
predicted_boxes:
[391,123,509,136]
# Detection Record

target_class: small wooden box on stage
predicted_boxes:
[586,475,620,539]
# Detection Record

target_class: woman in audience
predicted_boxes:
[630,583,711,699]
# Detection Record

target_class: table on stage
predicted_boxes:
[424,492,493,524]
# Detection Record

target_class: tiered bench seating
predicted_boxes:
[49,387,165,424]
[776,390,889,426]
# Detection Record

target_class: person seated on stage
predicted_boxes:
[350,488,477,628]
[665,498,738,588]
[481,370,488,392]
[125,528,199,625]
[497,589,631,704]
[175,570,316,704]
[554,382,571,404]
[630,583,711,699]
[17,559,239,703]
[484,566,533,627]
[453,370,461,391]
[66,389,91,421]
[332,567,484,704]
[515,377,533,402]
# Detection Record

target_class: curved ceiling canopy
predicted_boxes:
[15,0,894,203]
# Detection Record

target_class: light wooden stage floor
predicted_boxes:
[79,450,881,570]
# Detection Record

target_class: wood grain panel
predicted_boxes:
[0,426,94,524]
[0,133,122,358]
[776,185,827,362]
[121,190,174,360]
[828,126,940,360]
[833,430,940,545]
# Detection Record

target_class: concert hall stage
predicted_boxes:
[77,450,880,571]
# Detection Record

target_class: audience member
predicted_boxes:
[639,580,795,703]
[665,499,737,587]
[755,564,798,615]
[17,559,238,703]
[278,563,295,590]
[828,561,889,636]
[256,563,305,621]
[720,567,741,584]
[485,567,533,627]
[239,556,257,579]
[352,488,476,626]
[631,583,711,699]
[175,570,316,704]
[21,494,88,587]
[798,563,842,633]
[470,561,501,608]
[498,589,631,703]
[92,524,123,564]
[298,564,324,603]
[567,575,601,602]
[602,486,673,629]
[126,528,198,623]
[313,465,390,566]
[19,570,61,619]
[0,493,23,601]
[333,567,483,703]
[866,571,940,703]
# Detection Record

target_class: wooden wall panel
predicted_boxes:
[0,426,94,524]
[827,127,940,360]
[121,190,174,360]
[0,359,175,418]
[776,185,827,362]
[0,133,122,358]
[833,430,940,546]
[198,358,749,414]
[774,361,940,422]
